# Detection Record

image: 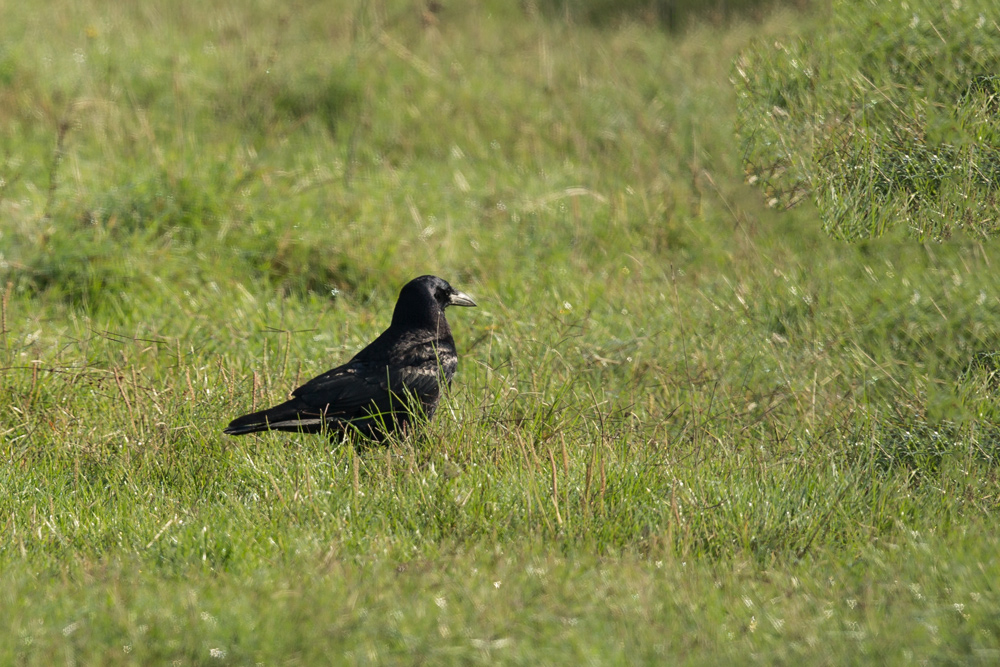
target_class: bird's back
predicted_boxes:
[296,326,458,422]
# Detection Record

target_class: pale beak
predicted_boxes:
[448,290,477,308]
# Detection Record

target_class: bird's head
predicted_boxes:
[391,275,476,330]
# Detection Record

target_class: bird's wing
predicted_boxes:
[291,357,443,419]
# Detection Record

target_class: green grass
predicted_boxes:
[736,0,1000,240]
[2,0,999,662]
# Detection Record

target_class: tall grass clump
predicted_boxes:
[735,0,1000,240]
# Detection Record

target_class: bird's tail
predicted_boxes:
[223,398,326,435]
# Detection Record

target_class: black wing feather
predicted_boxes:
[224,344,455,437]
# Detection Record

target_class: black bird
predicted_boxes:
[224,275,476,440]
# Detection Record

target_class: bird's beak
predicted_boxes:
[448,290,477,308]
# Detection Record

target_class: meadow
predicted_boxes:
[2,0,999,663]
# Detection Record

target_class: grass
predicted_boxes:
[2,0,999,662]
[735,0,1000,240]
